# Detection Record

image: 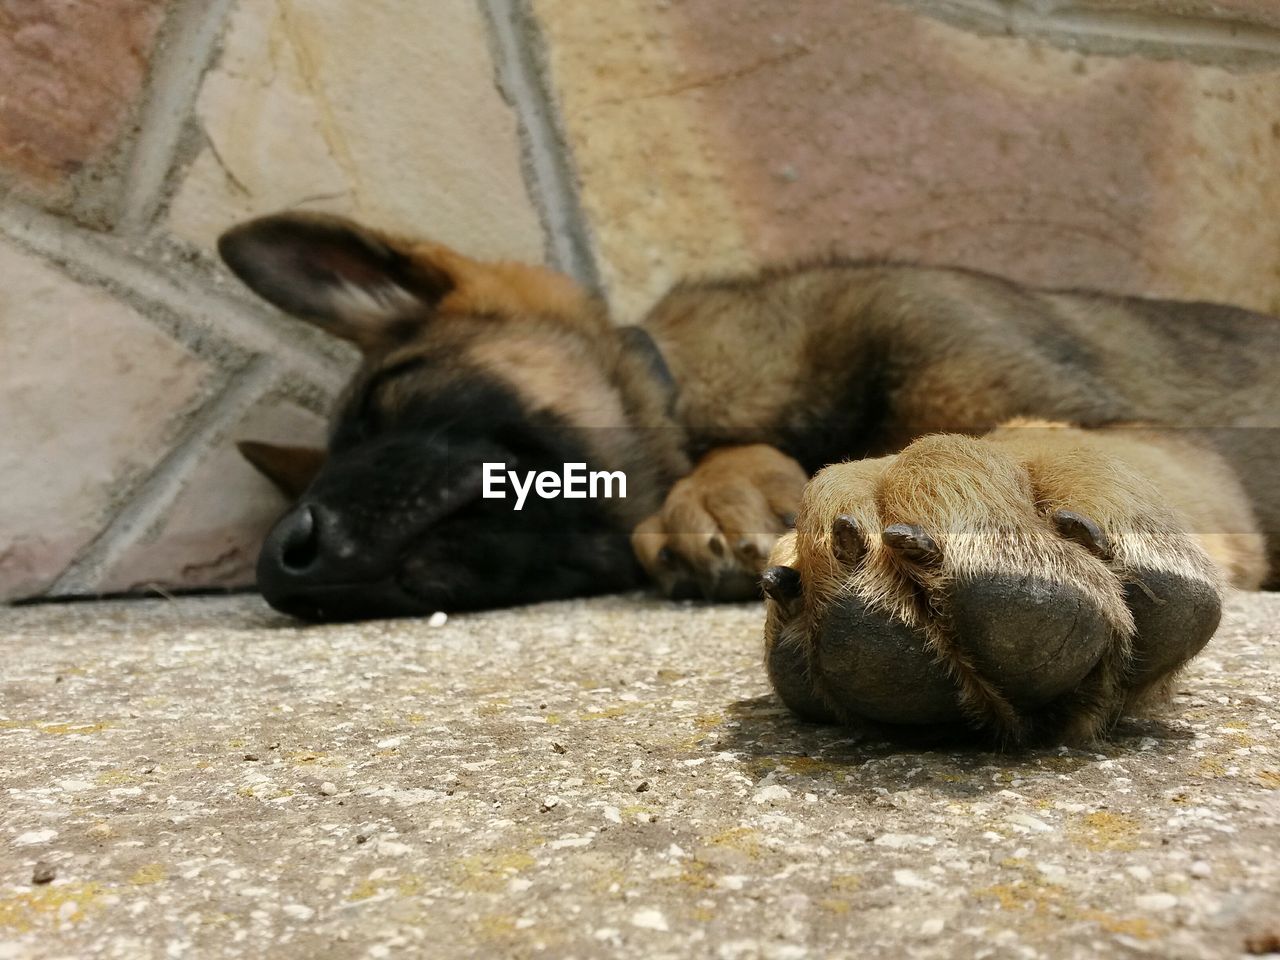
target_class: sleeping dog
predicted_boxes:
[221,212,1279,744]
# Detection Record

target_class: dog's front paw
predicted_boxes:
[633,444,808,600]
[764,429,1224,744]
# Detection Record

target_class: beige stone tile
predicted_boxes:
[0,241,213,600]
[531,0,757,319]
[0,0,166,189]
[168,0,544,264]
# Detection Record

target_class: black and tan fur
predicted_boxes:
[221,212,1279,745]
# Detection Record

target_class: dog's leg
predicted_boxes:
[632,444,809,600]
[764,422,1267,744]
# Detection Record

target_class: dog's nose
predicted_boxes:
[258,502,363,595]
[277,505,321,573]
[259,502,369,584]
[255,503,420,620]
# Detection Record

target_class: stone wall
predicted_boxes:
[2,0,1278,602]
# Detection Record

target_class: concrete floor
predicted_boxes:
[1,592,1278,960]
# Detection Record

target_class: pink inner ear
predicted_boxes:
[311,247,387,287]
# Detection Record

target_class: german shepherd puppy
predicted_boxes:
[220,212,1279,744]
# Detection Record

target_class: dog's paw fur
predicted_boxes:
[633,444,808,600]
[763,427,1227,745]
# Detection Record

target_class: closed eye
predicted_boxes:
[367,357,429,396]
[326,357,431,449]
[359,357,429,417]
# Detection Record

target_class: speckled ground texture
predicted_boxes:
[1,592,1278,960]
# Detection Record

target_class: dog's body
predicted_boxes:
[221,214,1278,745]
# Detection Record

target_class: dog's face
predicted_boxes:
[221,214,686,621]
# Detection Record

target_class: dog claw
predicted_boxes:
[761,565,802,604]
[882,524,941,565]
[831,514,866,566]
[1052,509,1112,560]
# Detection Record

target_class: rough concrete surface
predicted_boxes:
[1,592,1277,959]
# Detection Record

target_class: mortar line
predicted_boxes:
[117,0,238,237]
[932,0,1014,21]
[1038,8,1280,56]
[479,0,604,294]
[923,0,1280,56]
[0,199,351,397]
[47,356,279,597]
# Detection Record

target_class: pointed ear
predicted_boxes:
[237,441,326,499]
[217,213,454,352]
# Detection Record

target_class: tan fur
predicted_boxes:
[999,423,1265,589]
[463,327,686,527]
[464,330,627,430]
[633,445,808,598]
[394,243,694,504]
[411,242,606,334]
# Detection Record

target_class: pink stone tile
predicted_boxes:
[660,0,1280,308]
[0,0,167,186]
[537,2,1280,313]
